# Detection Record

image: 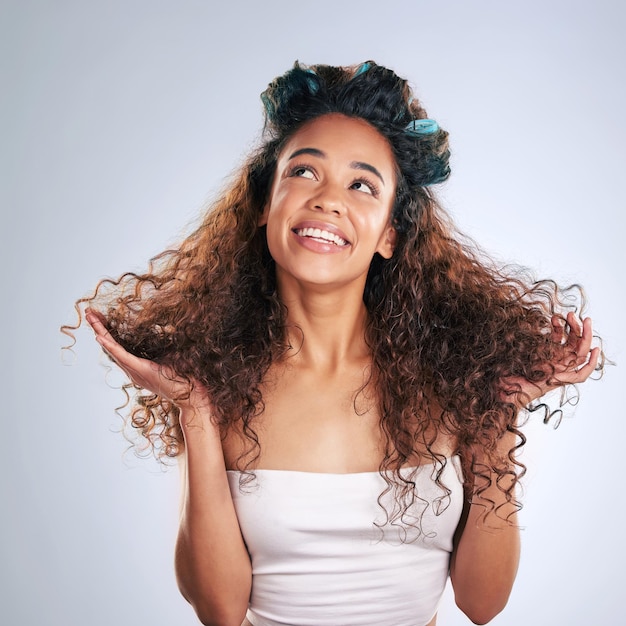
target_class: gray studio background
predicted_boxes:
[2,1,624,624]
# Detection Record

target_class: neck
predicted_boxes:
[277,275,371,371]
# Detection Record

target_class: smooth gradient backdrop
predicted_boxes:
[2,1,624,624]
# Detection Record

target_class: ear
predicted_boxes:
[376,224,397,259]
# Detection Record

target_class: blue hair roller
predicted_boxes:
[353,61,372,77]
[302,66,320,93]
[405,118,439,135]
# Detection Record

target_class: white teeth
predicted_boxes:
[296,227,348,246]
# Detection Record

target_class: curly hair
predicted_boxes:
[64,60,604,525]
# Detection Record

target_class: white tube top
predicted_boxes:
[227,457,463,626]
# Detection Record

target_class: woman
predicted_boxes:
[71,61,601,626]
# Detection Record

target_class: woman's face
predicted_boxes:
[259,113,397,293]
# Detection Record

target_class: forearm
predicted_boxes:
[450,438,521,624]
[175,409,252,626]
[450,495,520,623]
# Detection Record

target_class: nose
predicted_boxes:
[310,180,346,215]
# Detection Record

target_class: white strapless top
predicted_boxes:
[227,457,464,626]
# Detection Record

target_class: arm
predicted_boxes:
[175,404,252,626]
[449,434,520,625]
[85,309,251,626]
[451,313,599,624]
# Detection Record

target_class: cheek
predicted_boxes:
[360,212,391,237]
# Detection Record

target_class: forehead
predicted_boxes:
[277,113,397,178]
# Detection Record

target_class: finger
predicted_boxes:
[551,315,566,344]
[85,308,113,341]
[561,313,594,369]
[95,330,125,357]
[85,309,140,371]
[554,346,600,385]
[564,311,583,346]
[576,317,594,359]
[571,346,600,382]
[94,334,123,368]
[566,311,582,340]
[587,345,601,370]
[566,316,593,367]
[85,307,103,324]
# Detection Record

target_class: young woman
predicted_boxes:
[71,61,602,626]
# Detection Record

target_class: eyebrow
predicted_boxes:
[287,147,386,185]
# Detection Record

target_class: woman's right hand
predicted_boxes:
[85,308,210,416]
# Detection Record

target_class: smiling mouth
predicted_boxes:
[294,227,349,247]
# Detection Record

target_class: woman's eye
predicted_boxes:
[292,166,315,179]
[350,180,376,196]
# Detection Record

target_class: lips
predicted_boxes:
[292,221,351,247]
[294,227,348,246]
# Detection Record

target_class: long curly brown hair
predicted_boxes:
[63,61,604,524]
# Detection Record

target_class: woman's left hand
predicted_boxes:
[500,312,601,406]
